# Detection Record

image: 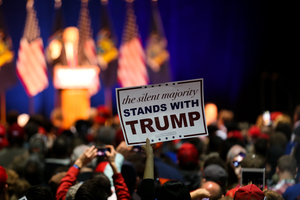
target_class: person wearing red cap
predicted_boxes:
[0,166,8,200]
[177,142,201,191]
[0,125,9,150]
[0,123,27,168]
[233,184,265,200]
[95,105,112,126]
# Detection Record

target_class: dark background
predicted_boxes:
[1,0,299,124]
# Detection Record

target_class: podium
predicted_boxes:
[53,65,100,129]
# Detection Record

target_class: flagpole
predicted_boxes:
[0,90,6,124]
[105,88,112,115]
[29,97,35,115]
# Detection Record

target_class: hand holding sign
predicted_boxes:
[116,79,208,146]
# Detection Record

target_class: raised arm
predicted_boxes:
[140,138,156,200]
[106,145,131,200]
[56,145,97,200]
[141,138,154,180]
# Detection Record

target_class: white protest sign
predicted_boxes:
[116,78,208,146]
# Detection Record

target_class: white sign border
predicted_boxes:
[116,78,208,145]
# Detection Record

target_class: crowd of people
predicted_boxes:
[1,103,300,200]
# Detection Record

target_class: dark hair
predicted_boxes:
[75,119,92,136]
[208,135,223,154]
[23,154,45,185]
[277,155,297,175]
[121,161,137,195]
[24,121,39,142]
[218,138,245,162]
[75,173,112,200]
[203,156,227,171]
[6,110,19,125]
[254,138,268,157]
[275,122,292,141]
[24,185,54,200]
[269,132,287,150]
[241,153,265,168]
[182,138,204,156]
[52,135,70,158]
[158,181,191,200]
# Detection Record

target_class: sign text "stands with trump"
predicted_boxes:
[116,79,208,146]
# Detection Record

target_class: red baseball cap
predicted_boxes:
[0,125,6,137]
[177,143,199,166]
[0,166,7,191]
[227,130,244,141]
[248,126,261,138]
[95,105,111,124]
[7,123,25,140]
[234,184,265,200]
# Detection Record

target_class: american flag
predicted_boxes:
[16,0,48,97]
[78,0,98,66]
[117,1,148,87]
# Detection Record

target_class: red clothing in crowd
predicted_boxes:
[56,166,131,200]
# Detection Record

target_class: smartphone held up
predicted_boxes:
[97,148,110,157]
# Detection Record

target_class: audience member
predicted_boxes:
[45,135,71,183]
[202,181,223,200]
[202,164,228,193]
[13,178,31,199]
[96,126,116,147]
[0,123,27,168]
[140,138,209,200]
[152,141,184,183]
[177,142,201,191]
[74,173,112,200]
[65,182,82,200]
[269,155,297,195]
[23,185,54,200]
[253,137,268,158]
[0,125,9,150]
[265,145,285,184]
[226,144,247,189]
[269,132,288,151]
[282,182,300,200]
[4,168,19,198]
[275,122,293,142]
[264,190,284,200]
[23,154,45,185]
[0,166,7,200]
[202,155,227,171]
[226,153,265,197]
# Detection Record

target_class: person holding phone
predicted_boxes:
[56,145,131,200]
[226,153,265,198]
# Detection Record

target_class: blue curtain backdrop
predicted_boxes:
[1,0,298,123]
